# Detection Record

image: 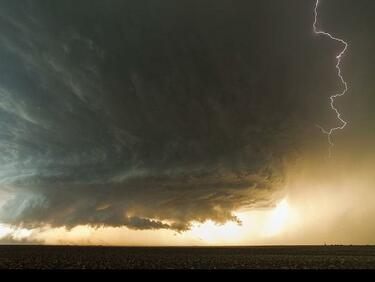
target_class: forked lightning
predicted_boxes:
[313,0,349,158]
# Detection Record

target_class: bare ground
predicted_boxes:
[0,245,374,269]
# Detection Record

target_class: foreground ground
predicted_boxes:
[0,245,374,269]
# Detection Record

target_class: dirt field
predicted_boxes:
[0,245,374,269]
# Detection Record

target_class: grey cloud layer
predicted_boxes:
[0,0,323,230]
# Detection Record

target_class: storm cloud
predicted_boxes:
[0,0,343,231]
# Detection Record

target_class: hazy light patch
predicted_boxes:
[0,223,34,241]
[188,220,245,245]
[0,224,12,238]
[263,199,293,237]
[30,225,201,246]
[186,198,299,245]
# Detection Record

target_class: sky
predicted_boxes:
[0,0,375,245]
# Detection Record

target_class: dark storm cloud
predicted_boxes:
[0,0,329,230]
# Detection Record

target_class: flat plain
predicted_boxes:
[0,245,374,269]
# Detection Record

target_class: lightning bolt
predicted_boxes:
[313,0,349,158]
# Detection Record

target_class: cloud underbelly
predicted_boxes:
[0,0,314,231]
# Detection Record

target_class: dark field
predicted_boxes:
[0,245,375,269]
